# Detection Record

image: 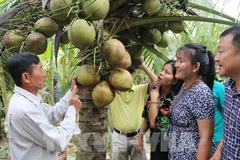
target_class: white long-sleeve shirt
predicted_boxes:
[7,86,80,160]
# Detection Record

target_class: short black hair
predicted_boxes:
[220,25,240,52]
[6,52,40,86]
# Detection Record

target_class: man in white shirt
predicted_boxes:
[6,52,82,160]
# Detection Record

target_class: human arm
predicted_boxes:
[148,87,159,128]
[193,87,215,160]
[138,63,158,92]
[210,138,223,160]
[197,118,214,160]
[136,119,148,154]
[12,86,82,152]
[46,76,80,123]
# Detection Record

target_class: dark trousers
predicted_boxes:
[150,131,168,160]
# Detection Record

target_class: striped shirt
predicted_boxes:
[222,78,240,159]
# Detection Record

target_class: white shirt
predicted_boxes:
[7,86,80,160]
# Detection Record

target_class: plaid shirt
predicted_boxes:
[222,78,240,159]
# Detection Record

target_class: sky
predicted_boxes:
[211,0,240,19]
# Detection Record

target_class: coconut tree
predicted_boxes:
[0,0,239,160]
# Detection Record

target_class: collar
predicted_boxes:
[226,78,240,95]
[14,85,42,107]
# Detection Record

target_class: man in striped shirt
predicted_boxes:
[211,25,240,160]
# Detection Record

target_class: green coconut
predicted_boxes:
[26,32,47,55]
[35,17,59,38]
[142,28,161,45]
[2,30,25,53]
[109,68,133,91]
[102,39,126,65]
[82,0,110,20]
[156,33,169,48]
[117,51,131,69]
[76,64,101,87]
[68,19,96,49]
[142,0,161,15]
[50,0,73,21]
[92,81,115,107]
[168,21,186,33]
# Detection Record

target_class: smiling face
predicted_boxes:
[157,63,175,87]
[175,51,196,81]
[215,34,240,78]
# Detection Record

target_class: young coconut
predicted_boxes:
[35,17,59,38]
[26,32,47,55]
[168,21,186,33]
[2,30,25,53]
[102,39,126,66]
[142,28,161,45]
[117,51,131,69]
[76,64,101,87]
[68,19,96,49]
[50,0,73,21]
[142,0,161,15]
[82,0,110,20]
[92,81,115,107]
[109,68,133,91]
[156,33,169,48]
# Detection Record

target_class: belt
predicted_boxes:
[114,128,140,137]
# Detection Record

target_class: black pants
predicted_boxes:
[150,131,168,160]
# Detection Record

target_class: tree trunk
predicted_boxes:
[0,56,8,115]
[0,56,8,141]
[76,88,107,160]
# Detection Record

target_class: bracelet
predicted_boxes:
[147,101,157,104]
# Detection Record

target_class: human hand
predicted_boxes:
[70,75,87,92]
[70,75,79,92]
[150,86,160,101]
[136,135,144,154]
[210,149,222,160]
[69,85,82,115]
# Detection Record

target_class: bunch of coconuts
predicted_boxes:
[139,0,186,48]
[2,16,58,54]
[2,0,110,54]
[75,38,143,107]
[50,0,110,50]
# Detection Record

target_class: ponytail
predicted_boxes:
[201,50,215,90]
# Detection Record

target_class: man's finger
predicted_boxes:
[71,85,78,96]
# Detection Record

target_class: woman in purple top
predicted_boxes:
[168,43,215,159]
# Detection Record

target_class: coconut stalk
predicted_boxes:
[112,16,238,34]
[119,31,169,61]
[0,56,9,114]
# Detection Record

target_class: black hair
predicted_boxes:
[177,43,215,90]
[160,60,184,97]
[6,52,40,87]
[220,25,240,52]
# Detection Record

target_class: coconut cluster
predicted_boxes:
[1,0,190,108]
[76,38,137,107]
[2,0,110,54]
[2,16,58,54]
